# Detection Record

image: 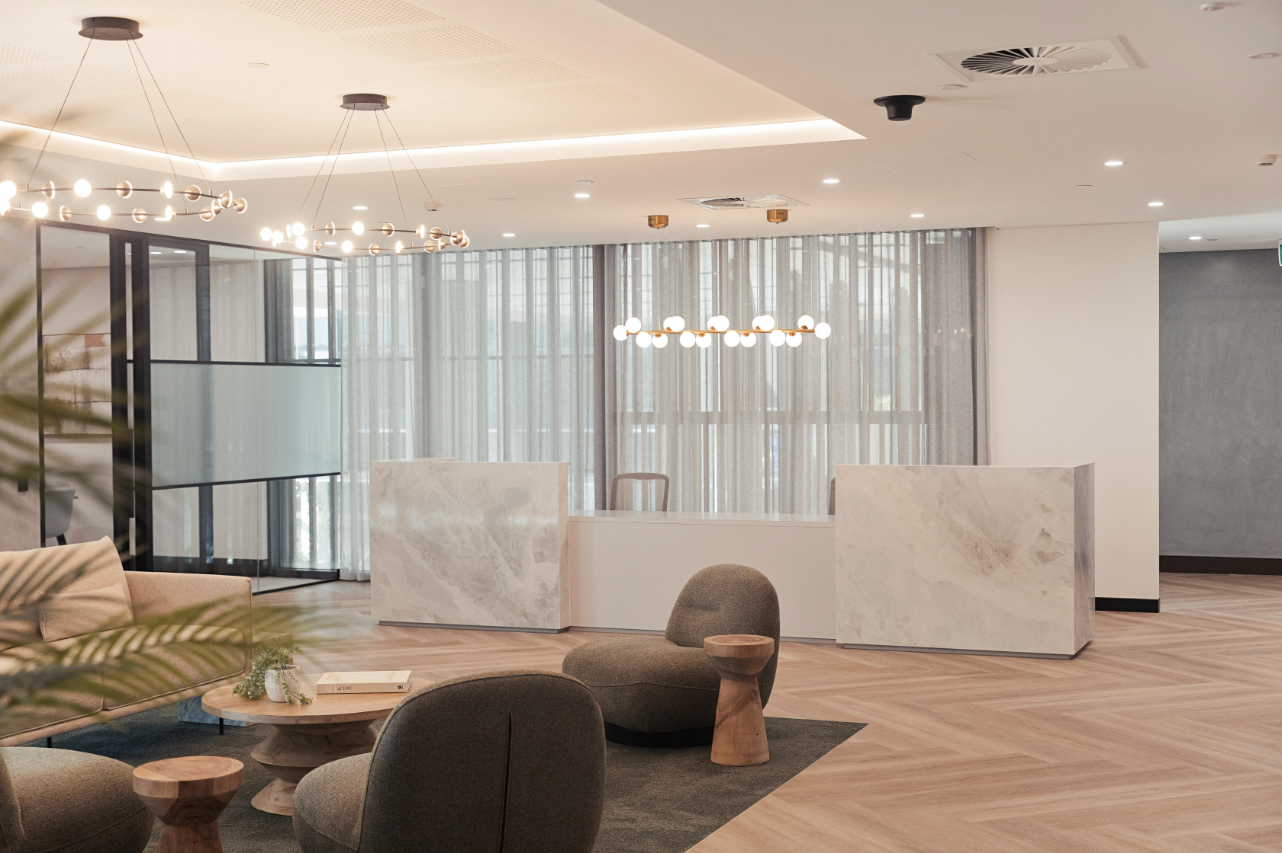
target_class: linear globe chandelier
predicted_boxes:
[0,17,248,225]
[612,314,832,349]
[261,93,467,256]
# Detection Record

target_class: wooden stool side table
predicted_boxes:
[133,756,244,853]
[703,633,776,766]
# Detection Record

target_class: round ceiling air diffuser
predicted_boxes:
[961,45,1112,77]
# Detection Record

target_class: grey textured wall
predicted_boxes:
[1161,249,1282,557]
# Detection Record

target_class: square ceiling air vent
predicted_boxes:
[680,194,808,211]
[933,38,1137,81]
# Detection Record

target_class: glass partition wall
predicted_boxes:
[37,223,341,593]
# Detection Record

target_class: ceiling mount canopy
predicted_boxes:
[78,17,142,40]
[262,94,467,256]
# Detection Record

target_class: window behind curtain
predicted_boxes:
[603,230,985,515]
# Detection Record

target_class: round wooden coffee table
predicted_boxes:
[703,634,775,766]
[202,677,426,816]
[133,756,244,853]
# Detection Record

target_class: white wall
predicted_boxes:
[987,223,1159,601]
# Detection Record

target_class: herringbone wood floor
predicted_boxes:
[273,574,1282,852]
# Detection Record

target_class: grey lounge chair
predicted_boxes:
[0,747,153,853]
[293,670,606,853]
[562,563,780,746]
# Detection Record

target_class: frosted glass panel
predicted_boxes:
[151,363,340,488]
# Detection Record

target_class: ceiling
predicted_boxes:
[0,0,1278,253]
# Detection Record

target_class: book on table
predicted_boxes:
[316,671,412,695]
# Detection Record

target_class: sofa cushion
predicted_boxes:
[38,583,132,643]
[0,538,131,651]
[1,746,152,853]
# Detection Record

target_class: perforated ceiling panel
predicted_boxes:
[345,27,518,62]
[1,64,140,92]
[91,89,253,114]
[0,43,60,66]
[433,57,584,87]
[242,0,441,31]
[502,83,641,110]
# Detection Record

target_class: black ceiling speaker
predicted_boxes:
[873,95,926,121]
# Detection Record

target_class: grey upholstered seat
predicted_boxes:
[293,670,606,853]
[562,563,780,745]
[0,746,153,853]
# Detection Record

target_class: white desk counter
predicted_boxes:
[568,510,835,640]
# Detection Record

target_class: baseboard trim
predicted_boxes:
[377,620,568,634]
[1161,555,1282,575]
[841,642,1079,659]
[1095,597,1160,613]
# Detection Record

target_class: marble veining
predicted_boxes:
[835,465,1094,656]
[370,460,569,630]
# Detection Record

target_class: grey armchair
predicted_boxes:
[293,670,606,853]
[0,747,153,853]
[562,564,780,746]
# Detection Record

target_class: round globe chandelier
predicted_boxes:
[261,94,467,256]
[0,17,248,225]
[613,314,832,350]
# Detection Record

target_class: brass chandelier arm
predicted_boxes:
[622,328,818,336]
[15,187,223,200]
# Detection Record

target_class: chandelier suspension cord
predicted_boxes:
[382,111,448,233]
[132,38,214,199]
[124,38,181,206]
[26,33,95,190]
[296,111,352,223]
[373,110,408,224]
[311,108,355,228]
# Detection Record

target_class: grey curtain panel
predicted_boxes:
[603,229,987,515]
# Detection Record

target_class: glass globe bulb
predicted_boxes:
[696,333,712,349]
[295,236,307,249]
[0,198,9,215]
[679,330,695,347]
[612,325,628,341]
[636,331,652,348]
[31,201,48,219]
[162,206,174,221]
[394,241,404,254]
[815,321,832,339]
[95,204,110,221]
[292,222,305,236]
[708,315,729,332]
[797,315,815,330]
[162,181,173,199]
[741,332,757,348]
[273,230,283,242]
[0,181,15,199]
[74,180,92,198]
[341,240,353,253]
[652,333,668,349]
[759,315,776,332]
[786,332,803,348]
[260,227,272,241]
[625,317,642,334]
[724,330,740,347]
[769,329,786,346]
[667,316,685,332]
[352,221,365,236]
[284,224,293,238]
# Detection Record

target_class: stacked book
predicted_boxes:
[315,671,412,695]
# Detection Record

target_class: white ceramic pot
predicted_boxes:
[264,664,301,703]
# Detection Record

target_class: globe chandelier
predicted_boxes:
[261,93,467,256]
[612,314,832,349]
[0,17,248,225]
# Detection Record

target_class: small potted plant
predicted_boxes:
[234,643,312,705]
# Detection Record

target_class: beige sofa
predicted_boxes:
[0,537,251,745]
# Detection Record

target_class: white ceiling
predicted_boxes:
[0,0,1278,253]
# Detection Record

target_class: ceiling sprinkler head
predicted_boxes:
[1259,154,1278,167]
[873,94,926,121]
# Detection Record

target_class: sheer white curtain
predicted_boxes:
[340,247,594,580]
[603,229,986,515]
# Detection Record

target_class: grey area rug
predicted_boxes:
[29,707,863,853]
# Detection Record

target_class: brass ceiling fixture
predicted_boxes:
[647,214,669,229]
[766,209,788,224]
[262,93,467,256]
[0,17,247,224]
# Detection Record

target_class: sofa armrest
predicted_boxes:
[124,572,252,622]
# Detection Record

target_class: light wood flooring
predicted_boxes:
[270,574,1282,852]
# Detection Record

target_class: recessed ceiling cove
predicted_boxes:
[934,39,1137,82]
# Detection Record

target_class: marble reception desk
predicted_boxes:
[835,464,1094,657]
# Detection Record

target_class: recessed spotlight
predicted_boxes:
[577,180,593,185]
[502,232,515,237]
[910,213,925,218]
[1104,160,1124,167]
[822,178,840,184]
[696,224,710,228]
[574,192,591,199]
[150,251,161,255]
[1148,201,1164,207]
[1189,235,1203,240]
[1249,52,1279,60]
[173,249,188,254]
[248,62,269,68]
[353,205,368,210]
[938,83,966,91]
[324,241,337,246]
